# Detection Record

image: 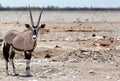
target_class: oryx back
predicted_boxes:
[4,30,19,44]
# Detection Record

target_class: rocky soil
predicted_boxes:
[0,10,120,81]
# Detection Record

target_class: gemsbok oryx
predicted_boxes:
[2,7,46,77]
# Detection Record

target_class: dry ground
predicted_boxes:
[0,10,120,81]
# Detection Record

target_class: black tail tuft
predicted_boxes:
[3,43,10,62]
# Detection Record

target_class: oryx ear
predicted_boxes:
[40,24,46,28]
[25,24,30,28]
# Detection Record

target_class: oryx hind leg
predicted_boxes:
[24,51,32,77]
[9,48,19,76]
[3,43,10,75]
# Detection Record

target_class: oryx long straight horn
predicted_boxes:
[36,8,44,27]
[29,6,34,26]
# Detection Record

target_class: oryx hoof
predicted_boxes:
[25,70,32,77]
[25,74,33,77]
[6,73,10,76]
[6,72,10,76]
[14,73,19,76]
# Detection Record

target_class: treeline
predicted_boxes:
[0,6,120,11]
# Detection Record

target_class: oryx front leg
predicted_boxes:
[24,51,32,77]
[5,61,9,75]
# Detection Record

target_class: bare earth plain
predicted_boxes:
[0,10,120,81]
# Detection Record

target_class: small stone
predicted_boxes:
[33,80,38,81]
[40,75,47,78]
[55,45,61,48]
[89,70,96,75]
[28,80,38,81]
[106,75,111,79]
[44,54,51,58]
[73,76,76,78]
[115,63,118,66]
[89,70,94,74]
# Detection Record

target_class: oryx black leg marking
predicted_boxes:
[3,43,10,62]
[24,51,32,77]
[24,51,32,60]
[3,43,10,75]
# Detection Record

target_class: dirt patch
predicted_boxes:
[0,10,120,81]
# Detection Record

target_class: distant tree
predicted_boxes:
[0,4,3,8]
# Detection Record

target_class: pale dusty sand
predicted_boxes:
[0,10,120,81]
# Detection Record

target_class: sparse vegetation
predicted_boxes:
[0,4,120,11]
